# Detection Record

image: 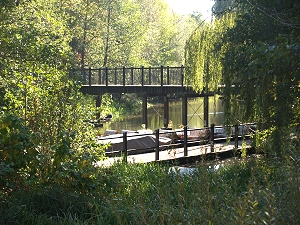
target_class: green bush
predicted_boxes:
[0,113,35,192]
[1,141,299,224]
[0,112,108,196]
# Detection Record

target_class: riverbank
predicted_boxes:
[2,153,299,224]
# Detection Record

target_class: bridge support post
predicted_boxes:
[182,96,188,126]
[142,95,148,129]
[204,94,209,127]
[163,95,169,128]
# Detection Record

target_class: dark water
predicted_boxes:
[98,97,224,134]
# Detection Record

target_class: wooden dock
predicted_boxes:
[96,139,254,167]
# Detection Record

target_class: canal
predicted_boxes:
[98,96,224,134]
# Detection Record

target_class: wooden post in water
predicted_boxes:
[204,94,209,127]
[210,124,215,152]
[163,95,169,128]
[182,96,188,127]
[142,95,148,129]
[184,126,188,156]
[155,129,160,161]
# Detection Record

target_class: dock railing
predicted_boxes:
[99,123,256,163]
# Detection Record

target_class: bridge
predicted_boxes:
[70,66,214,129]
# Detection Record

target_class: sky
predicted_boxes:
[165,0,215,18]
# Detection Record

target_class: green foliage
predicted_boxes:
[0,0,108,194]
[0,0,201,196]
[58,0,198,117]
[185,13,235,93]
[0,111,107,194]
[41,129,107,192]
[1,186,95,224]
[185,0,300,154]
[60,0,190,68]
[0,113,35,191]
[1,155,299,224]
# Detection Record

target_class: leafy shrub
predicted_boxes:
[0,111,108,195]
[0,113,35,192]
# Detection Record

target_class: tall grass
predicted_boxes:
[1,151,299,225]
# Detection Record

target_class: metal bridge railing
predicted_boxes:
[70,66,185,86]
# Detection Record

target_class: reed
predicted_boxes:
[1,153,299,224]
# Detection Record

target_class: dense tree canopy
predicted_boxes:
[185,0,300,154]
[56,0,196,68]
[0,0,107,191]
[0,0,201,191]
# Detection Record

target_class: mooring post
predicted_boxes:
[142,95,148,129]
[163,95,169,128]
[204,94,209,127]
[184,125,188,156]
[155,129,160,161]
[122,132,128,163]
[210,123,215,152]
[234,124,239,149]
[182,96,188,127]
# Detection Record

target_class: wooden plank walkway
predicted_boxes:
[96,139,253,167]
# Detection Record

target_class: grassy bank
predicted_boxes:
[1,154,299,225]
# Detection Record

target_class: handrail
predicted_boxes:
[99,123,256,162]
[70,66,185,86]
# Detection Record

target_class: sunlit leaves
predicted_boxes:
[185,0,300,154]
[0,0,109,192]
[185,13,236,93]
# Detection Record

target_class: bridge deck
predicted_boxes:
[80,84,210,96]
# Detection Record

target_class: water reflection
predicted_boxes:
[98,97,224,134]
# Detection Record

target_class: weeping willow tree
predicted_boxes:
[184,13,236,93]
[185,0,300,155]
